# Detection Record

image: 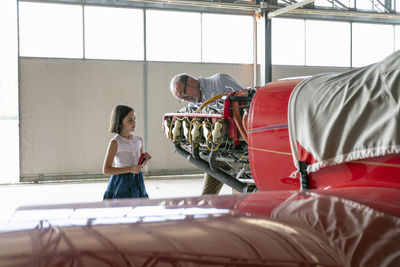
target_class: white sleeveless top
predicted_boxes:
[112,134,142,167]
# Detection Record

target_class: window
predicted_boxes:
[352,23,394,67]
[356,0,373,10]
[315,0,355,8]
[19,2,83,58]
[202,14,253,64]
[396,25,400,51]
[397,0,400,11]
[146,10,201,62]
[84,6,143,60]
[0,0,19,183]
[272,18,305,65]
[314,0,334,7]
[306,20,350,67]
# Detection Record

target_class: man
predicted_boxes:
[169,73,244,195]
[170,73,243,104]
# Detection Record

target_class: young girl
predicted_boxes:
[103,104,151,199]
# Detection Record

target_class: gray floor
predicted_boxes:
[0,175,232,209]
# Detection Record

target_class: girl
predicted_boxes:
[103,104,151,199]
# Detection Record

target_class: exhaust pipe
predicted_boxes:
[175,144,248,193]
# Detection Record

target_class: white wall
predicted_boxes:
[20,59,144,179]
[272,65,351,81]
[19,58,255,180]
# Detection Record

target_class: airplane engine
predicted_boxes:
[162,89,255,193]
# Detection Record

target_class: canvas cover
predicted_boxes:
[288,51,400,174]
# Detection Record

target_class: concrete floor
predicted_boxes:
[0,175,232,209]
[0,122,234,209]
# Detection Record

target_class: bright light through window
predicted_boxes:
[356,0,373,10]
[396,26,400,51]
[272,18,305,65]
[306,20,350,67]
[0,0,19,183]
[352,23,394,67]
[347,0,355,8]
[314,0,333,7]
[202,14,253,64]
[397,0,400,11]
[84,6,143,60]
[315,0,354,8]
[19,2,83,58]
[146,10,201,62]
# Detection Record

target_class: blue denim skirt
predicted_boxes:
[103,172,149,199]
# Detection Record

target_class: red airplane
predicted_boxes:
[0,52,399,266]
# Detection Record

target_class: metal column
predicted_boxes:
[265,15,272,84]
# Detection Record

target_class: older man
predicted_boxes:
[169,73,244,195]
[170,73,243,104]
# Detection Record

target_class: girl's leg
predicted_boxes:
[103,175,116,200]
[136,172,149,198]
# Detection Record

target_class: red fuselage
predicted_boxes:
[248,78,400,191]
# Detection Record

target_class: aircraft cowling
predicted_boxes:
[0,188,399,266]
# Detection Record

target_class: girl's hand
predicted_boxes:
[130,165,142,174]
[143,152,152,161]
[142,152,152,167]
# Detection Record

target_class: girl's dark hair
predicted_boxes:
[109,104,134,133]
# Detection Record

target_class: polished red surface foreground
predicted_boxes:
[0,187,399,266]
[3,69,400,266]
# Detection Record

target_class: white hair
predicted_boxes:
[169,73,194,94]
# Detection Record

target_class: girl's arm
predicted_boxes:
[140,137,144,154]
[103,139,142,175]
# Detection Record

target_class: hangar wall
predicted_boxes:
[20,59,145,180]
[19,58,350,180]
[19,58,255,180]
[272,65,350,81]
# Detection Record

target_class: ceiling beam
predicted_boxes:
[20,0,400,22]
[267,0,315,18]
[287,7,400,20]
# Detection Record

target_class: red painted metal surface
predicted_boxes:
[248,79,301,191]
[1,188,399,266]
[248,79,400,191]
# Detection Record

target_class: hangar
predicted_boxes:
[0,0,399,265]
[1,0,399,185]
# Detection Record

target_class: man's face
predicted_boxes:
[175,77,201,103]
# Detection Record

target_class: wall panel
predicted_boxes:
[20,58,144,179]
